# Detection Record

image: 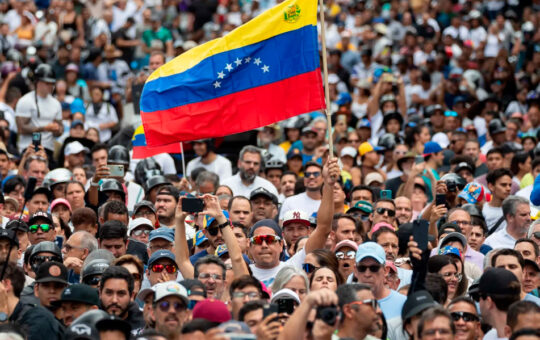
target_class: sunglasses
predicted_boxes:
[151,264,177,274]
[349,299,378,309]
[336,250,356,260]
[83,275,101,286]
[206,226,220,237]
[376,208,395,217]
[188,300,198,310]
[305,171,321,178]
[29,224,52,233]
[198,273,223,281]
[450,312,479,322]
[357,264,382,273]
[132,229,151,236]
[250,234,281,245]
[232,291,260,299]
[157,300,186,313]
[31,255,62,271]
[302,263,319,274]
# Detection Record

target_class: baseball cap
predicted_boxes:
[458,182,491,204]
[386,261,397,273]
[194,230,208,247]
[336,92,352,106]
[29,211,54,225]
[423,141,443,156]
[301,126,318,136]
[401,290,437,321]
[35,261,68,284]
[346,200,373,214]
[65,323,99,340]
[282,210,310,227]
[192,299,231,323]
[365,172,384,186]
[287,147,303,160]
[128,218,154,236]
[153,281,189,305]
[65,141,89,156]
[215,244,228,258]
[340,146,357,158]
[358,142,382,157]
[333,239,358,252]
[53,284,99,306]
[149,227,175,243]
[355,242,386,264]
[440,232,467,249]
[137,287,155,302]
[474,268,521,296]
[95,316,131,340]
[250,187,278,205]
[271,288,301,305]
[249,219,282,238]
[205,210,230,228]
[134,200,157,215]
[523,259,540,272]
[70,120,84,129]
[370,222,395,234]
[219,320,252,334]
[5,219,27,232]
[0,228,18,247]
[438,245,462,259]
[51,198,72,212]
[66,63,79,73]
[356,118,371,129]
[148,250,176,267]
[3,196,19,213]
[454,162,473,174]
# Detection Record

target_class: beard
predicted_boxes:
[104,302,130,319]
[239,168,256,184]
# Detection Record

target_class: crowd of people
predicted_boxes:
[0,0,538,339]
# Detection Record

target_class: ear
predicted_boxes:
[33,283,39,297]
[503,325,512,339]
[487,183,494,193]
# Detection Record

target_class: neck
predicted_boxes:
[426,159,438,169]
[305,189,322,200]
[507,225,526,240]
[201,152,216,164]
[36,87,48,98]
[338,321,367,340]
[334,202,345,212]
[373,284,389,300]
[158,216,174,227]
[490,310,507,338]
[490,197,503,207]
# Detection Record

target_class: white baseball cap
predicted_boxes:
[282,210,310,227]
[340,146,357,158]
[64,141,89,156]
[153,281,189,304]
[128,218,154,235]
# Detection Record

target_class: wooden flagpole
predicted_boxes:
[318,0,334,158]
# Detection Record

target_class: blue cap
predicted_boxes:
[287,147,303,160]
[453,96,466,107]
[148,250,176,266]
[423,141,443,156]
[355,242,386,264]
[215,244,228,257]
[71,120,84,129]
[438,245,462,258]
[70,97,86,115]
[205,210,230,228]
[194,230,208,246]
[356,118,371,129]
[149,227,175,242]
[336,92,352,106]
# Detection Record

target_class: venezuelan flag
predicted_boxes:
[132,125,182,159]
[140,0,325,147]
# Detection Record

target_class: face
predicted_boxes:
[334,217,356,244]
[243,308,263,335]
[352,189,373,205]
[131,226,152,244]
[448,210,472,236]
[149,54,165,71]
[62,302,94,326]
[231,285,261,318]
[354,257,385,289]
[67,152,85,169]
[511,312,540,334]
[377,231,399,261]
[27,194,49,216]
[486,153,504,171]
[508,204,531,234]
[495,255,523,284]
[420,316,454,340]
[35,281,67,307]
[248,226,283,269]
[304,165,323,191]
[522,265,540,293]
[467,226,485,251]
[515,242,537,262]
[148,259,178,286]
[283,222,310,250]
[280,174,296,197]
[66,183,85,210]
[7,185,24,213]
[2,202,16,218]
[100,278,132,318]
[92,149,108,168]
[133,207,157,226]
[0,154,9,177]
[439,263,459,296]
[311,268,338,291]
[464,142,479,160]
[27,160,48,186]
[283,275,307,301]
[229,198,253,227]
[301,133,318,151]
[155,194,176,221]
[488,175,512,201]
[121,263,142,296]
[28,217,56,245]
[448,301,479,340]
[0,239,18,263]
[238,152,261,183]
[62,233,87,261]
[371,201,396,225]
[395,197,412,224]
[251,196,275,222]
[347,289,379,332]
[336,246,356,279]
[53,204,71,225]
[99,238,127,258]
[196,263,225,299]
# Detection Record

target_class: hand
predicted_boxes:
[256,313,281,340]
[408,235,433,261]
[411,162,425,175]
[157,271,168,283]
[93,164,110,183]
[313,146,327,161]
[35,145,47,160]
[175,197,189,222]
[311,318,338,340]
[63,257,83,272]
[430,204,448,223]
[435,180,447,194]
[6,71,17,80]
[305,289,338,309]
[178,177,191,192]
[323,158,340,186]
[43,122,59,133]
[200,194,224,220]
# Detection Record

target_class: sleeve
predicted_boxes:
[15,96,32,118]
[54,100,62,121]
[279,197,291,220]
[530,174,540,206]
[286,247,306,268]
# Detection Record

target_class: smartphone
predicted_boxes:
[276,298,295,315]
[182,198,204,213]
[108,164,124,178]
[262,303,278,319]
[32,132,41,152]
[413,219,430,252]
[435,193,446,207]
[380,189,392,199]
[415,155,424,164]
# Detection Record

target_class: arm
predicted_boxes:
[366,80,382,118]
[174,197,195,279]
[0,72,16,103]
[397,77,407,116]
[400,162,424,199]
[304,158,339,254]
[88,164,110,207]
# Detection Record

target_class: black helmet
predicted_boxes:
[488,119,506,136]
[100,179,125,198]
[34,64,56,83]
[71,309,109,329]
[81,259,110,281]
[145,175,170,192]
[108,145,130,166]
[378,133,399,151]
[461,203,483,219]
[134,158,162,186]
[382,111,404,127]
[265,160,285,171]
[30,241,61,261]
[440,173,466,192]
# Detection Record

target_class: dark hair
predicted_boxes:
[292,236,308,254]
[156,185,180,201]
[113,255,144,282]
[3,175,26,194]
[425,273,448,305]
[404,124,429,148]
[509,328,540,340]
[309,265,343,288]
[427,255,457,274]
[450,155,476,174]
[100,265,134,295]
[194,255,226,279]
[372,226,398,243]
[486,147,504,158]
[282,171,298,179]
[507,301,540,329]
[448,296,477,311]
[331,213,358,232]
[181,319,219,334]
[99,220,128,241]
[336,283,371,309]
[486,168,513,185]
[72,207,97,229]
[491,248,525,269]
[1,262,25,297]
[229,275,263,298]
[309,249,340,276]
[66,180,85,193]
[375,198,396,210]
[511,151,530,176]
[349,185,374,201]
[57,215,72,239]
[515,238,540,257]
[103,200,128,220]
[179,279,207,298]
[417,307,455,337]
[304,161,323,171]
[228,195,252,212]
[90,143,108,156]
[470,217,487,234]
[238,300,266,322]
[24,245,34,266]
[532,157,540,171]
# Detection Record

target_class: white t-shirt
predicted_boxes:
[129,152,177,176]
[279,192,321,220]
[221,173,278,198]
[0,102,17,132]
[186,154,232,182]
[482,202,506,233]
[250,248,306,287]
[483,328,507,340]
[484,227,516,250]
[15,91,62,152]
[85,102,119,142]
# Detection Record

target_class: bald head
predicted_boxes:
[448,208,472,235]
[395,196,412,225]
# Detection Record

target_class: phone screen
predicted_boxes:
[182,198,204,213]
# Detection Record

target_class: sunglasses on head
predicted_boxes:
[250,234,281,245]
[29,224,52,233]
[305,171,321,178]
[157,300,186,313]
[357,264,382,273]
[336,250,356,260]
[151,264,177,274]
[302,263,319,274]
[349,299,378,309]
[376,208,395,217]
[451,312,479,322]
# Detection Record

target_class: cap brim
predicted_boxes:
[457,192,476,204]
[403,301,437,320]
[283,219,310,227]
[356,254,385,264]
[36,277,68,285]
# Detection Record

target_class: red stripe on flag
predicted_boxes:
[141,70,325,146]
[132,144,182,159]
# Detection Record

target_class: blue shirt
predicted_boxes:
[378,290,407,320]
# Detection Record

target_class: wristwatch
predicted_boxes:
[217,220,231,230]
[0,312,8,322]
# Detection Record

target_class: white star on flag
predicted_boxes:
[261,65,270,73]
[234,58,242,66]
[254,58,262,66]
[225,63,233,71]
[213,81,221,88]
[244,57,251,63]
[217,71,225,79]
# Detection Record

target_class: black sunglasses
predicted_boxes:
[302,263,319,274]
[376,207,395,217]
[533,232,540,239]
[357,264,382,273]
[83,275,101,286]
[206,227,220,237]
[451,312,479,322]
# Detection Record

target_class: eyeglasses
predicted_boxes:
[305,171,321,178]
[132,229,151,237]
[336,250,356,260]
[232,291,260,300]
[31,255,62,271]
[157,300,186,313]
[29,224,52,233]
[151,264,177,274]
[375,208,395,217]
[206,226,220,237]
[349,299,378,309]
[450,312,479,322]
[302,263,319,274]
[441,272,463,282]
[83,275,101,286]
[357,264,382,273]
[198,273,223,281]
[422,328,452,337]
[250,234,281,245]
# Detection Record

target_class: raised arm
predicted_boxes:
[174,197,195,279]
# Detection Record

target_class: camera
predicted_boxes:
[316,305,339,325]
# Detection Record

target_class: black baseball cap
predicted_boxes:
[5,219,29,232]
[53,284,99,306]
[28,211,54,225]
[31,186,53,202]
[249,219,282,238]
[0,228,18,248]
[249,187,278,205]
[401,290,437,321]
[95,315,131,339]
[473,268,521,296]
[35,261,68,284]
[133,200,156,215]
